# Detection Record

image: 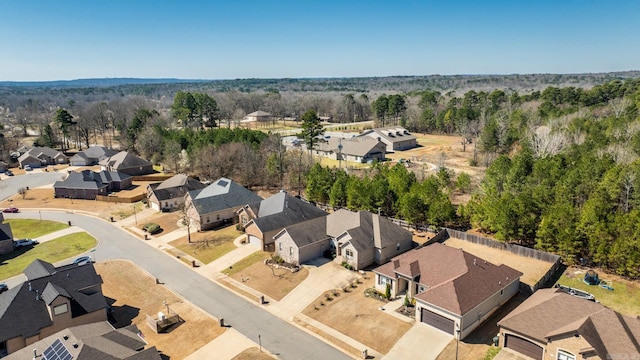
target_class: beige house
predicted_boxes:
[99,151,153,176]
[498,287,640,360]
[243,111,272,123]
[274,209,413,269]
[147,174,206,211]
[238,191,327,251]
[314,136,386,163]
[360,126,417,152]
[0,259,108,356]
[373,243,522,339]
[185,177,261,231]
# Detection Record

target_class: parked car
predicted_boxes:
[24,165,32,171]
[14,239,38,248]
[73,256,92,265]
[2,206,19,213]
[5,170,13,176]
[0,283,7,293]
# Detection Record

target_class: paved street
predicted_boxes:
[0,172,65,201]
[6,211,350,360]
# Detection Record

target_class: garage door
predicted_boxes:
[248,235,262,248]
[504,334,543,360]
[421,308,454,335]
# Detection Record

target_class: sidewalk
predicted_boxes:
[185,328,262,360]
[34,226,85,243]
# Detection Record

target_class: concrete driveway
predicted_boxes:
[383,323,452,360]
[269,258,360,320]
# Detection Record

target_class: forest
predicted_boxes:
[1,74,640,278]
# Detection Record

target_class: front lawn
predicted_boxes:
[555,267,640,316]
[169,225,243,264]
[5,219,69,239]
[0,232,97,280]
[228,255,309,301]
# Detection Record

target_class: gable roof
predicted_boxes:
[498,288,640,356]
[374,243,522,316]
[99,151,152,169]
[54,170,131,190]
[0,259,106,342]
[4,322,161,360]
[316,137,385,157]
[150,174,206,202]
[250,192,327,234]
[0,223,13,241]
[247,111,272,117]
[18,147,66,163]
[83,146,118,160]
[188,178,262,215]
[275,216,329,247]
[328,209,411,251]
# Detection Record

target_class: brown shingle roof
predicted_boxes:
[498,288,640,357]
[374,243,522,316]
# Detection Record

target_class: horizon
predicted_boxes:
[2,1,639,82]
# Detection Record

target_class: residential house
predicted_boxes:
[275,209,413,269]
[238,191,327,251]
[314,136,386,163]
[5,321,161,360]
[0,213,14,255]
[185,177,262,231]
[497,287,640,360]
[360,127,417,152]
[54,170,132,200]
[147,174,206,211]
[18,147,67,169]
[0,259,108,356]
[373,243,522,339]
[99,151,153,176]
[243,111,272,123]
[69,146,118,166]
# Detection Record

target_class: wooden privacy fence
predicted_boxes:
[132,174,174,181]
[95,193,146,203]
[436,228,562,294]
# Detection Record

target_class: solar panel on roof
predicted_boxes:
[43,339,73,360]
[217,180,229,187]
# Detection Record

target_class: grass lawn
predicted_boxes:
[5,219,69,239]
[556,267,640,316]
[301,273,412,354]
[0,232,97,280]
[169,224,243,264]
[226,252,270,276]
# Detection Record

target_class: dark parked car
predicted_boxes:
[5,170,13,176]
[0,284,8,293]
[2,206,19,213]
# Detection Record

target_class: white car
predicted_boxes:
[14,239,38,248]
[24,165,32,171]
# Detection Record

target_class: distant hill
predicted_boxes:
[0,77,208,88]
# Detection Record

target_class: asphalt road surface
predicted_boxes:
[0,172,66,201]
[7,211,350,360]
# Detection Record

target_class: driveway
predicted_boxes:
[6,211,350,360]
[383,323,452,360]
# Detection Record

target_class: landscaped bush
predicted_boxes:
[341,261,354,270]
[143,223,162,234]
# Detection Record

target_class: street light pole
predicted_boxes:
[133,204,137,225]
[258,334,262,352]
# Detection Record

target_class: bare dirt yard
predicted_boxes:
[96,260,223,360]
[301,272,412,355]
[169,225,244,264]
[231,347,277,360]
[138,212,182,235]
[443,237,553,287]
[228,254,310,301]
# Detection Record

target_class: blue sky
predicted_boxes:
[1,0,638,81]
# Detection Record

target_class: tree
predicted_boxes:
[193,92,220,127]
[300,109,324,151]
[54,108,75,151]
[171,91,198,128]
[34,124,58,148]
[163,139,183,173]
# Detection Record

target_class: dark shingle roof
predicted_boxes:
[328,210,411,251]
[251,192,327,234]
[0,223,13,241]
[188,178,261,215]
[150,174,205,202]
[83,146,118,161]
[54,170,131,190]
[99,151,152,169]
[0,259,107,342]
[276,217,328,247]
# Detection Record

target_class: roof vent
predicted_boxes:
[35,289,40,301]
[498,281,501,285]
[473,259,477,266]
[73,343,79,349]
[63,335,69,340]
[28,282,32,291]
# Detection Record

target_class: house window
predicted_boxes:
[53,303,68,316]
[216,214,220,220]
[396,242,400,251]
[289,247,293,256]
[557,350,575,360]
[279,243,282,251]
[378,276,392,286]
[500,289,504,296]
[206,217,210,223]
[242,216,248,225]
[345,249,353,260]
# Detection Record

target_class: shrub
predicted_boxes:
[385,283,391,300]
[145,223,162,234]
[404,295,412,307]
[272,255,284,264]
[341,261,354,271]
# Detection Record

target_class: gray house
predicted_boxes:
[69,146,118,166]
[185,178,262,231]
[0,214,14,255]
[274,209,413,269]
[360,127,417,152]
[238,191,327,251]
